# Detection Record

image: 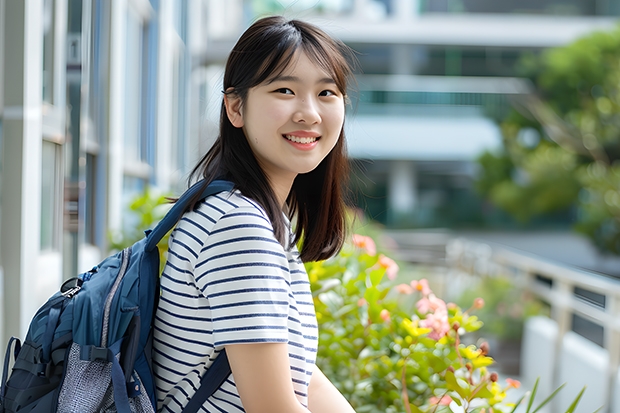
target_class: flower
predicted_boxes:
[352,234,377,256]
[396,283,414,294]
[416,294,447,314]
[506,378,521,389]
[410,278,432,295]
[378,254,399,280]
[474,297,485,309]
[380,309,391,322]
[429,394,452,405]
[420,309,450,340]
[357,298,367,307]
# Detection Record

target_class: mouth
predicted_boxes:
[283,134,321,144]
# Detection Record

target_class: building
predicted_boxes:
[0,0,246,344]
[0,0,618,348]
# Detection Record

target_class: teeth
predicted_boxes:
[285,135,318,144]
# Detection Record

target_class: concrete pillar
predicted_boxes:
[107,0,126,235]
[388,160,417,225]
[1,0,44,339]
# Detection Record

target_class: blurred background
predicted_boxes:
[2,0,620,411]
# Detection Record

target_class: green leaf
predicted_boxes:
[369,269,384,286]
[444,370,470,399]
[364,286,380,304]
[526,377,539,413]
[562,386,585,413]
[509,395,526,413]
[532,382,565,413]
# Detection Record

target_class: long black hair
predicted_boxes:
[188,16,356,262]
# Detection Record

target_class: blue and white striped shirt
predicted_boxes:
[153,190,318,412]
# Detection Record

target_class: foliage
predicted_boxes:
[456,276,547,340]
[476,26,620,253]
[307,234,521,413]
[108,186,173,270]
[511,378,599,413]
[109,189,592,411]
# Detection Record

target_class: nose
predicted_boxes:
[292,97,321,124]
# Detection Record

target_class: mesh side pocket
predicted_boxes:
[57,343,155,413]
[100,370,154,413]
[56,342,113,413]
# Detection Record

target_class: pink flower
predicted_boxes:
[429,395,452,405]
[378,254,399,280]
[410,279,432,295]
[357,298,367,307]
[352,234,377,256]
[473,297,485,309]
[416,294,446,314]
[506,378,521,389]
[396,283,414,294]
[380,309,391,322]
[420,309,450,340]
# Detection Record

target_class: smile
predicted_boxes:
[283,135,320,144]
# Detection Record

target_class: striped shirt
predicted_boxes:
[153,190,318,413]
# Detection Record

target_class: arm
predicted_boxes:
[226,343,311,413]
[308,364,356,413]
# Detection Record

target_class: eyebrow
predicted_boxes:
[267,75,337,85]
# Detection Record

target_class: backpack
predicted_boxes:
[0,179,234,413]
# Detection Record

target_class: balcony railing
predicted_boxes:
[447,237,620,412]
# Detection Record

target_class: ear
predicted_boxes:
[224,90,244,128]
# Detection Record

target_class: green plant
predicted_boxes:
[108,186,173,270]
[512,378,600,413]
[456,276,546,341]
[307,234,521,413]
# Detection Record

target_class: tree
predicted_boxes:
[477,25,620,254]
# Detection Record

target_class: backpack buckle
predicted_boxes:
[60,277,83,298]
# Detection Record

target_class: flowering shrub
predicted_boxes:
[306,234,521,413]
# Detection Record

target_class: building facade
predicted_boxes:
[0,0,247,344]
[0,0,618,347]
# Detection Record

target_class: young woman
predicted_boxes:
[152,16,357,413]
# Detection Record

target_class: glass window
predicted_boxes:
[84,153,97,245]
[124,10,145,164]
[420,0,597,15]
[121,175,146,232]
[42,0,55,103]
[41,140,61,250]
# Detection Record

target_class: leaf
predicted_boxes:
[526,377,539,413]
[531,382,565,413]
[562,386,585,413]
[409,404,424,413]
[509,395,526,413]
[445,370,470,399]
[369,268,384,286]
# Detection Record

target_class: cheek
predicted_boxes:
[324,105,345,137]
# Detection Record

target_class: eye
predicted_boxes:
[274,88,294,95]
[319,89,338,97]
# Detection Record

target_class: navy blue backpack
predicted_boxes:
[0,180,234,413]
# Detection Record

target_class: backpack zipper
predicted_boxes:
[101,246,132,347]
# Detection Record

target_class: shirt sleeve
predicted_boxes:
[194,204,292,348]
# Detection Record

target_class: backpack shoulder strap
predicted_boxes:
[181,350,230,413]
[145,179,234,252]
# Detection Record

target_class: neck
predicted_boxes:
[270,178,294,209]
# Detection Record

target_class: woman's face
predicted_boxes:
[228,51,345,192]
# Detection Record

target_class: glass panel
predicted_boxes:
[84,154,96,245]
[420,0,597,15]
[122,176,146,233]
[42,0,54,103]
[41,140,59,250]
[124,10,144,163]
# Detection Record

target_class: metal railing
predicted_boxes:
[446,238,620,411]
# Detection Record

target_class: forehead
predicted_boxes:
[268,50,336,83]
